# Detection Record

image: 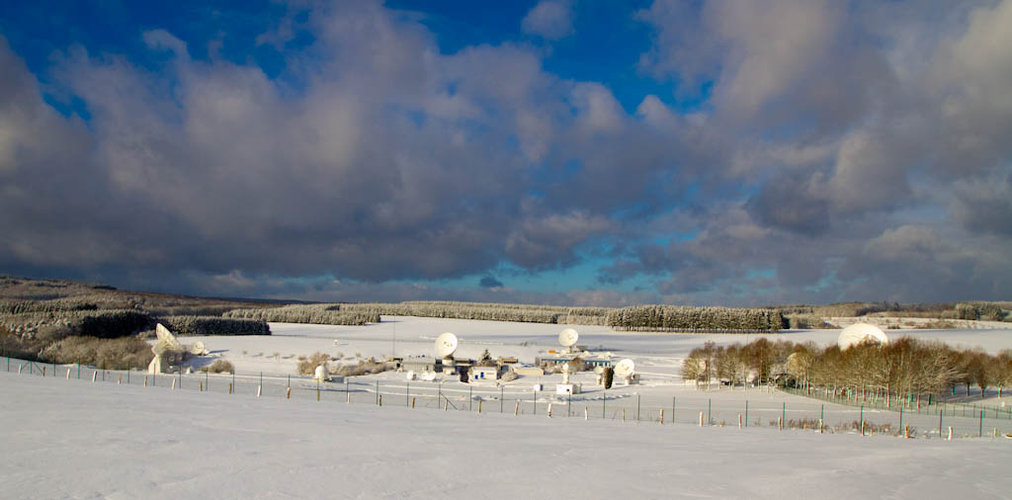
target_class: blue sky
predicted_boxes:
[1,0,1011,306]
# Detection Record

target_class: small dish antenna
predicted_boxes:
[558,328,579,353]
[614,358,635,385]
[189,341,206,355]
[435,332,458,359]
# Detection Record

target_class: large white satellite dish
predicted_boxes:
[155,323,182,350]
[558,328,579,348]
[435,332,459,359]
[614,358,636,377]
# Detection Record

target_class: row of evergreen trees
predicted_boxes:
[159,316,270,336]
[224,304,379,326]
[606,305,784,332]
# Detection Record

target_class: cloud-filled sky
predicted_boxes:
[1,0,1011,306]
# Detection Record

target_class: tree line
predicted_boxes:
[607,305,784,332]
[682,337,1012,404]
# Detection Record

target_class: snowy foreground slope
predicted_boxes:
[3,372,1010,499]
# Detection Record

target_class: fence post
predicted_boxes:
[406,381,409,407]
[672,396,676,424]
[375,380,379,405]
[899,407,903,433]
[637,394,641,422]
[860,405,864,435]
[660,409,664,425]
[979,410,984,438]
[709,399,713,425]
[939,410,943,438]
[782,402,786,428]
[699,411,704,427]
[745,400,749,428]
[317,379,322,401]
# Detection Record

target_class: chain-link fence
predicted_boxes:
[4,355,1009,440]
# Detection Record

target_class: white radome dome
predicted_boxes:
[837,323,889,350]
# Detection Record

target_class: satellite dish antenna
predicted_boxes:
[435,332,458,359]
[614,358,635,385]
[155,323,182,350]
[559,328,579,353]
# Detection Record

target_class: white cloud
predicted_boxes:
[521,0,574,40]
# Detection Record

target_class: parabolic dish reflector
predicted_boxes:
[558,328,579,347]
[614,358,636,377]
[155,323,182,349]
[435,332,459,358]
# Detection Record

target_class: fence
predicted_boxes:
[4,355,1009,440]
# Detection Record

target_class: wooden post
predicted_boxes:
[171,378,176,390]
[584,407,589,421]
[738,414,743,429]
[228,382,232,394]
[92,371,98,383]
[479,400,483,414]
[947,426,953,441]
[378,394,382,407]
[287,387,292,399]
[118,374,121,385]
[904,425,910,439]
[660,409,664,425]
[778,416,783,431]
[622,408,626,423]
[257,385,262,398]
[820,419,825,434]
[514,400,520,416]
[144,375,148,387]
[412,397,416,409]
[67,368,71,380]
[42,366,46,377]
[699,411,704,427]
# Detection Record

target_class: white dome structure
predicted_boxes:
[837,323,889,350]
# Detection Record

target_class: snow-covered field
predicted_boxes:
[4,370,1012,499]
[4,317,1012,498]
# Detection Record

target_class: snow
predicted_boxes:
[3,371,1011,499]
[4,317,1012,498]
